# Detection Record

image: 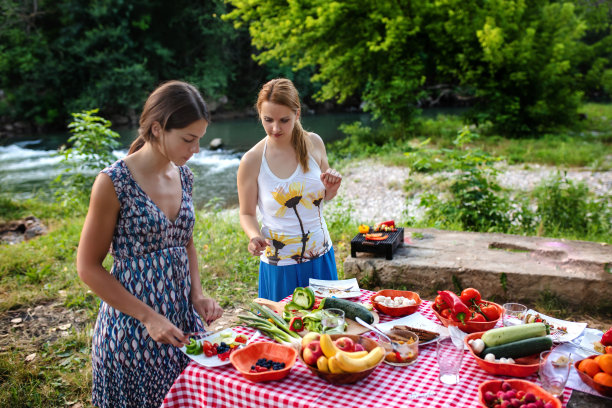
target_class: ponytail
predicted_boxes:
[128,135,146,155]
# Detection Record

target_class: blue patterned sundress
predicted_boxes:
[91,159,204,408]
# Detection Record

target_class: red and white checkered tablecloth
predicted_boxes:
[162,291,572,408]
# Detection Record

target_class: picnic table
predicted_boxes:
[162,290,573,408]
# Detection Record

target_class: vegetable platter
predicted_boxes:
[180,328,251,368]
[253,298,379,336]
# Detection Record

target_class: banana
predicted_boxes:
[319,334,369,359]
[327,356,345,374]
[345,350,368,359]
[335,346,385,373]
[319,334,338,358]
[316,355,329,372]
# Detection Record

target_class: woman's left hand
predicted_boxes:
[321,168,342,200]
[192,296,223,325]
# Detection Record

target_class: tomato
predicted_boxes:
[202,340,213,352]
[434,294,449,311]
[204,348,214,357]
[480,303,500,321]
[469,313,486,323]
[460,288,482,305]
[441,308,453,319]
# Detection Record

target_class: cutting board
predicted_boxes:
[253,298,379,336]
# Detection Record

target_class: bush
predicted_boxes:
[53,109,120,210]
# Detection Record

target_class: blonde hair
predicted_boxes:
[256,78,310,172]
[128,80,210,155]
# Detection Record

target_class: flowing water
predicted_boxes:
[0,113,369,209]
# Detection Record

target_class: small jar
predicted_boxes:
[379,330,419,366]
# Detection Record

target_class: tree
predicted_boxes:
[225,0,603,135]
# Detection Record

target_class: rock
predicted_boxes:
[209,138,224,150]
[0,216,47,245]
[345,228,612,308]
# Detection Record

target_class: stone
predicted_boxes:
[209,138,224,150]
[344,228,612,308]
[0,216,47,245]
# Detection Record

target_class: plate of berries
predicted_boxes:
[180,328,251,367]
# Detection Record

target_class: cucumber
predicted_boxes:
[481,323,548,347]
[481,336,553,359]
[323,298,374,324]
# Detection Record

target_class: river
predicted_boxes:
[0,112,369,209]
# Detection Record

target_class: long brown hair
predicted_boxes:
[256,78,310,172]
[128,80,210,155]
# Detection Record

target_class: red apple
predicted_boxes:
[334,336,355,352]
[353,343,365,352]
[302,341,323,366]
[301,332,321,349]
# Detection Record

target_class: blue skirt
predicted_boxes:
[258,247,338,301]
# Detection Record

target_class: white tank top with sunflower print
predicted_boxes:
[257,140,332,266]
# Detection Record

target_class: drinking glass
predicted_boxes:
[502,303,527,327]
[436,336,464,385]
[321,308,345,333]
[539,350,571,398]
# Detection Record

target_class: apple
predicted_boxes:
[334,336,355,352]
[302,341,323,366]
[353,343,365,352]
[301,332,321,349]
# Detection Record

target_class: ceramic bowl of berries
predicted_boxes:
[478,379,561,408]
[229,342,297,382]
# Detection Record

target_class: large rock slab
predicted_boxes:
[344,228,612,308]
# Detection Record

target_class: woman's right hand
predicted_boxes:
[143,312,189,348]
[248,236,268,256]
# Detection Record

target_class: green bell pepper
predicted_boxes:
[291,287,315,309]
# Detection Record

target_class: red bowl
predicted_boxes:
[229,342,297,382]
[431,301,502,333]
[574,355,612,397]
[465,332,540,377]
[478,379,561,408]
[370,290,422,317]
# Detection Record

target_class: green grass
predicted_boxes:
[1,102,612,407]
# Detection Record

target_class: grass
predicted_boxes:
[1,103,611,407]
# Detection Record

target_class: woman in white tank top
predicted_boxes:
[237,78,343,301]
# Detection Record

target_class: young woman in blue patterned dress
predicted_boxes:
[77,80,223,408]
[237,78,343,301]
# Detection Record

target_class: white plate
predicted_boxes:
[375,312,449,346]
[309,278,361,299]
[180,328,244,367]
[523,309,587,343]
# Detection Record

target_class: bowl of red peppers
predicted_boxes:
[230,342,297,382]
[431,288,502,333]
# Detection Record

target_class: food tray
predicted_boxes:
[350,227,404,260]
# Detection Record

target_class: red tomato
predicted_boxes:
[470,313,486,323]
[480,303,500,321]
[441,308,453,319]
[202,341,213,352]
[434,294,449,311]
[460,288,482,305]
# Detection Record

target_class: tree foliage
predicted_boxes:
[225,0,611,135]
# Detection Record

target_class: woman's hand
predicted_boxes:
[321,168,342,200]
[248,236,268,256]
[142,312,189,348]
[193,296,223,325]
